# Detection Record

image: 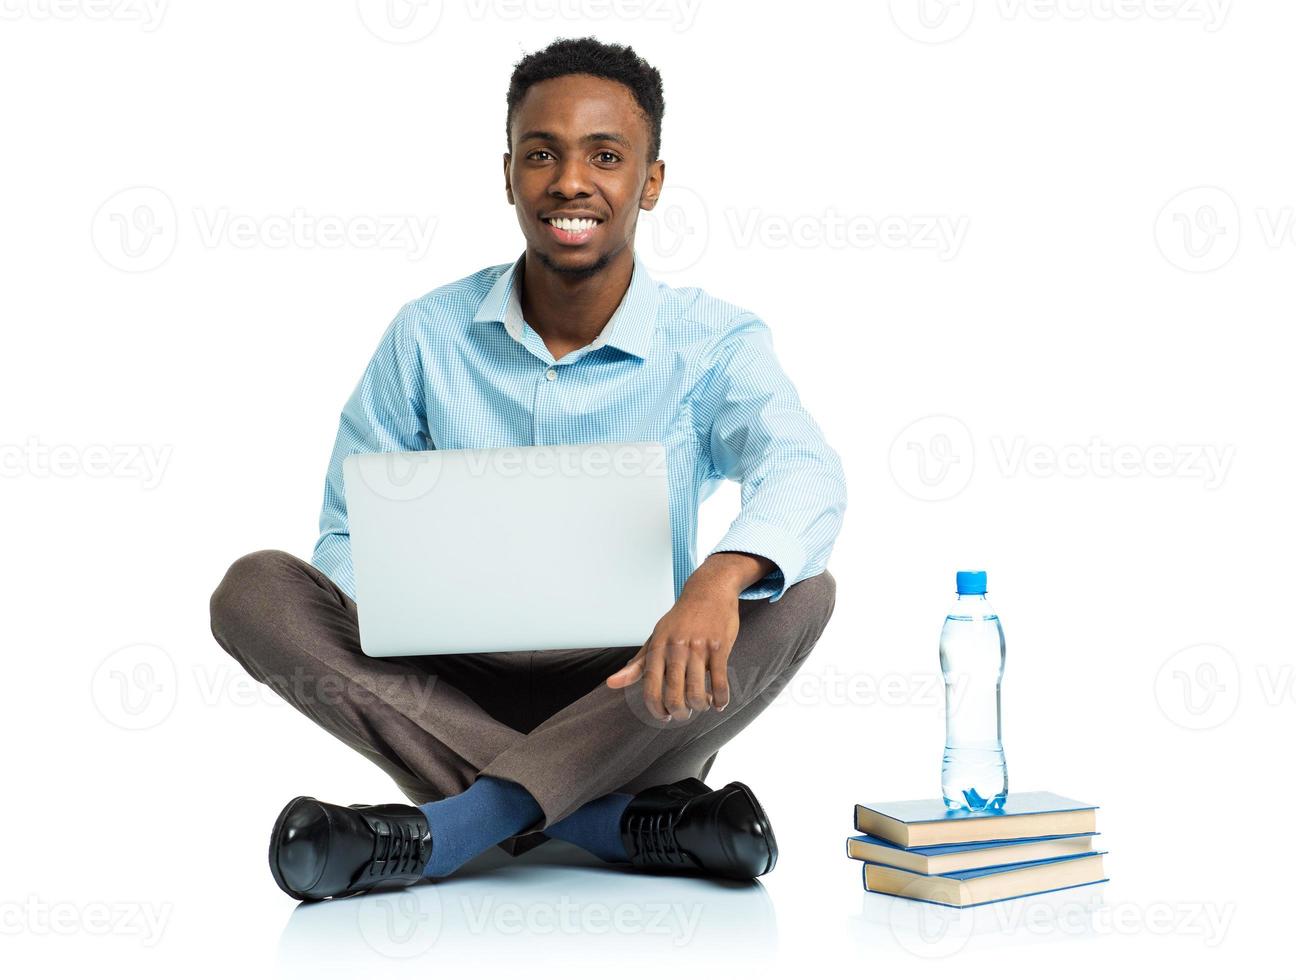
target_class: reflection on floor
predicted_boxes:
[277,838,778,970]
[852,882,1110,958]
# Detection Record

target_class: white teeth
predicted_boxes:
[548,217,598,232]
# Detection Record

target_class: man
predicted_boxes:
[209,36,846,902]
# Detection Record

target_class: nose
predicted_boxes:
[547,155,594,200]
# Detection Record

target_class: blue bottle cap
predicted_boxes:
[956,570,987,595]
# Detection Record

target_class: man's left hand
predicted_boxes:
[605,584,739,722]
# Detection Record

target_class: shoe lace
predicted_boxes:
[624,809,687,867]
[369,818,425,878]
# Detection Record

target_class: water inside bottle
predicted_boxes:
[941,608,1008,811]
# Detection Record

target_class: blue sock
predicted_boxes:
[546,793,633,863]
[417,776,543,878]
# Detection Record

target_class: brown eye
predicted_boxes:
[595,151,620,164]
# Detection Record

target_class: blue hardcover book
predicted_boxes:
[862,850,1110,908]
[854,791,1098,848]
[846,832,1099,875]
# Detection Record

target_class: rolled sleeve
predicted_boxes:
[699,315,848,603]
[707,517,807,602]
[310,305,428,602]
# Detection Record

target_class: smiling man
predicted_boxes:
[209,37,847,902]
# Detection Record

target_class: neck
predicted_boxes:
[520,245,635,358]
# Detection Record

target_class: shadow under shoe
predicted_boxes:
[619,778,778,879]
[269,797,432,901]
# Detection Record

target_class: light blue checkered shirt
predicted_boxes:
[312,250,847,605]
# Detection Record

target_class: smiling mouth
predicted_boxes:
[544,216,603,245]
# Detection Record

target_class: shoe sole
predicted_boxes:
[727,781,778,877]
[268,795,316,901]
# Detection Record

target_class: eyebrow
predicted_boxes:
[517,130,632,149]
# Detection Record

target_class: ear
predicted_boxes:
[503,152,514,205]
[639,158,665,212]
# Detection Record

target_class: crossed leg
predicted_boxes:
[209,549,836,833]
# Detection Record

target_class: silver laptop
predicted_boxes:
[342,441,675,656]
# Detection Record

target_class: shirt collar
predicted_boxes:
[472,251,659,360]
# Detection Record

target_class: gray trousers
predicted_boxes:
[208,549,836,846]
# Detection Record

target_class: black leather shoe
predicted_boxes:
[269,796,432,901]
[619,778,778,879]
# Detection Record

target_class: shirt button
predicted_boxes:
[545,368,557,381]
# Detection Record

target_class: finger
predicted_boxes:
[685,643,711,712]
[708,644,731,711]
[605,648,646,688]
[641,643,668,721]
[663,643,691,721]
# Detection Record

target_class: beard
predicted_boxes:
[533,241,619,282]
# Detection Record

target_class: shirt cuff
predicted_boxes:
[706,518,807,603]
[310,534,357,604]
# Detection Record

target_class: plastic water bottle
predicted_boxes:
[940,570,1008,811]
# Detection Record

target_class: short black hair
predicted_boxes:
[506,36,665,162]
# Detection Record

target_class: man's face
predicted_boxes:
[505,73,664,280]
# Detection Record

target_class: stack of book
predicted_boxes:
[847,791,1108,908]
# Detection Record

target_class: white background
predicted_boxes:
[1,0,1289,976]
